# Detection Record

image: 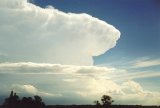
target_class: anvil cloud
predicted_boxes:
[0,0,120,65]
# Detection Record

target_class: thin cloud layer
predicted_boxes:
[131,57,160,68]
[0,0,120,65]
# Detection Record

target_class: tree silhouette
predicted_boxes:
[101,95,114,105]
[34,95,45,108]
[3,90,20,108]
[2,91,45,108]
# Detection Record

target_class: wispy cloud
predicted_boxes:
[97,57,160,80]
[109,71,160,81]
[131,57,160,68]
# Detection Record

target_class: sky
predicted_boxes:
[0,0,160,105]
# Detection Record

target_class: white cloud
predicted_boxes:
[12,84,38,94]
[0,62,159,82]
[110,70,160,81]
[76,78,123,97]
[0,0,120,65]
[131,58,160,68]
[0,62,159,105]
[119,80,160,105]
[0,62,116,79]
[121,80,144,93]
[11,84,58,97]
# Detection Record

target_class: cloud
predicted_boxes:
[0,62,159,81]
[11,84,59,97]
[0,0,120,65]
[12,84,38,94]
[0,0,159,105]
[109,70,160,81]
[0,62,159,105]
[0,62,114,76]
[121,80,144,93]
[119,80,160,105]
[131,57,160,68]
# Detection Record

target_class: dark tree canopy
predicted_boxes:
[101,95,114,105]
[94,94,114,106]
[2,91,45,108]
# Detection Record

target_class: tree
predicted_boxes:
[34,95,45,107]
[2,91,45,108]
[3,90,20,108]
[94,100,101,106]
[34,95,42,102]
[101,95,114,105]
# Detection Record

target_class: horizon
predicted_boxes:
[0,0,160,105]
[0,90,160,106]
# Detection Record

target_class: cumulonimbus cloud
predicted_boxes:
[0,0,120,65]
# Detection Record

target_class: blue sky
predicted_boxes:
[0,0,160,105]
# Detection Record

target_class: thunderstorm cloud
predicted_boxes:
[0,0,120,65]
[1,0,159,105]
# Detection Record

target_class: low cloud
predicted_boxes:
[0,62,114,76]
[0,62,159,80]
[119,80,160,105]
[0,0,120,65]
[11,84,59,97]
[0,62,159,105]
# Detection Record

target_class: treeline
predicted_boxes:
[1,91,45,108]
[0,91,159,108]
